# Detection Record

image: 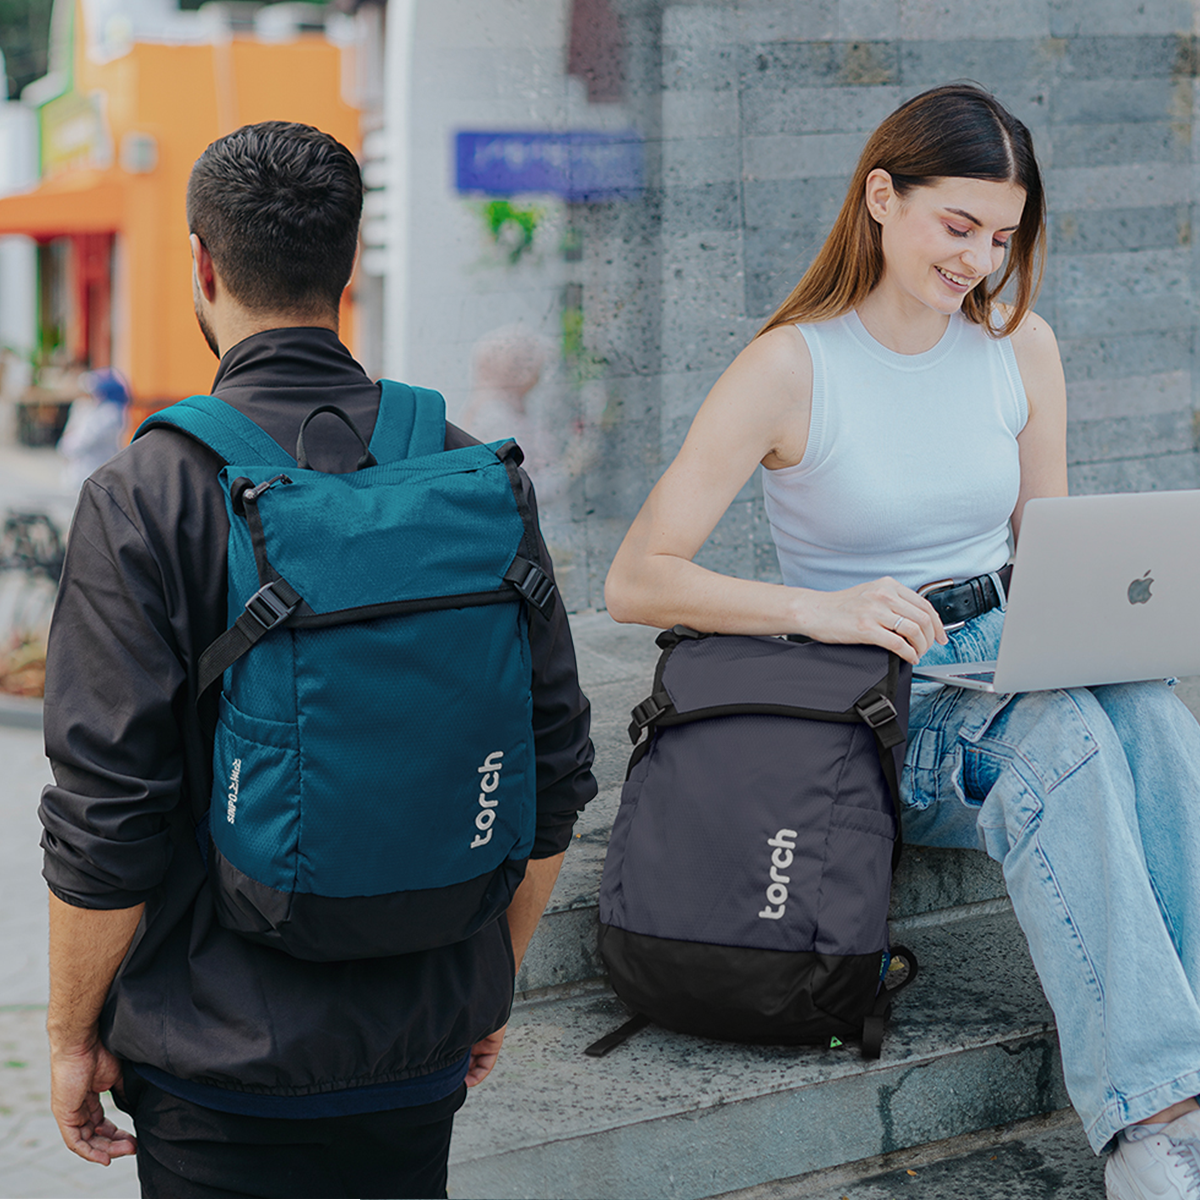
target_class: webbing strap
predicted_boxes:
[368,381,447,462]
[853,654,906,872]
[134,395,295,467]
[885,752,904,874]
[497,442,557,620]
[858,710,904,873]
[583,1012,651,1058]
[197,578,302,698]
[861,1011,887,1060]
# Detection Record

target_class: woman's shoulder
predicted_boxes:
[997,307,1062,391]
[723,323,815,403]
[747,320,814,359]
[996,304,1059,355]
[686,323,815,472]
[993,305,1065,424]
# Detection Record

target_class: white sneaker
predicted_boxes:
[1107,1109,1200,1199]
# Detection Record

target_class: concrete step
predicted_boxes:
[710,1107,1101,1200]
[450,906,1068,1200]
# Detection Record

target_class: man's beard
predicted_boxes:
[193,281,220,358]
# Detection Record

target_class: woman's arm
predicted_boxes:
[1009,311,1069,542]
[605,327,943,662]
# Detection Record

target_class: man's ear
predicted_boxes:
[190,233,218,303]
[864,168,897,226]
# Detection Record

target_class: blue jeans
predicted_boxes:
[903,607,1200,1153]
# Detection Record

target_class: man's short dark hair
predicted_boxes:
[187,121,363,316]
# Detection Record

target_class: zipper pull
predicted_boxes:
[242,474,293,504]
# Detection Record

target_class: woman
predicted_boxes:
[605,83,1200,1200]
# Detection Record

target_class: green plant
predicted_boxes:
[479,200,543,265]
[560,302,606,388]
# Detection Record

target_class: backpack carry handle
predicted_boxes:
[295,405,378,471]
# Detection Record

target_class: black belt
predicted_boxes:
[920,563,1012,631]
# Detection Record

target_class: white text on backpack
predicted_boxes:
[226,758,242,825]
[758,829,797,919]
[470,751,505,849]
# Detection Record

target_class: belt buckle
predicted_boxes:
[918,578,966,632]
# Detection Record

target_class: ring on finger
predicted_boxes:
[890,614,906,633]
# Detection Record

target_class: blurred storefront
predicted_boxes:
[0,0,361,436]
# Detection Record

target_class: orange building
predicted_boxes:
[0,0,361,425]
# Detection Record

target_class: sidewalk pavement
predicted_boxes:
[0,724,140,1199]
[0,442,151,1197]
[0,442,78,531]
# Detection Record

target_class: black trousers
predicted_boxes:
[115,1068,465,1199]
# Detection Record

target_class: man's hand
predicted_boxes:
[463,853,567,1090]
[465,1024,506,1088]
[49,1037,136,1164]
[46,895,144,1165]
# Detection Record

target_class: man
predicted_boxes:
[40,121,596,1199]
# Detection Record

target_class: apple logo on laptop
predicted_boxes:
[1128,570,1154,605]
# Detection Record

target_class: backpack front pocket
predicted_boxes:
[211,692,301,892]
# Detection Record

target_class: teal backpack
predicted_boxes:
[136,383,554,961]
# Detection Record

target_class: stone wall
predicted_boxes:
[402,0,1200,612]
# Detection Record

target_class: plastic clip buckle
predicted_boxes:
[628,693,670,744]
[855,694,898,729]
[244,581,298,632]
[631,696,667,731]
[508,559,557,616]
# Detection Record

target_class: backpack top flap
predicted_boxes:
[137,383,529,616]
[659,635,897,719]
[230,443,526,615]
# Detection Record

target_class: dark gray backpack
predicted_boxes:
[590,627,918,1060]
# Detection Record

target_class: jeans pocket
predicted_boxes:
[969,691,1100,855]
[904,685,1014,809]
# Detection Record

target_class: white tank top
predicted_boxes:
[760,310,1027,593]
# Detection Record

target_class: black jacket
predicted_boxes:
[39,328,596,1099]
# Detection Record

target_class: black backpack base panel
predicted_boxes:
[599,924,886,1045]
[209,842,527,961]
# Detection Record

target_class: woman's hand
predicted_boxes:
[796,576,947,664]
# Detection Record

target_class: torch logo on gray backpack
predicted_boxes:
[589,627,918,1059]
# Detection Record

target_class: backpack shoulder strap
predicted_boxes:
[369,381,446,462]
[135,395,294,468]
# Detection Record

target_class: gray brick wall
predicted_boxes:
[501,0,1200,610]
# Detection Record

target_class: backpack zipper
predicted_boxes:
[242,474,293,504]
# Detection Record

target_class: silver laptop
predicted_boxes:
[913,490,1200,693]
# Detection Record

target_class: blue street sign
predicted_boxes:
[455,130,643,201]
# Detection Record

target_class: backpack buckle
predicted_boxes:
[628,692,671,743]
[631,696,667,729]
[505,557,557,617]
[855,694,898,729]
[244,581,299,632]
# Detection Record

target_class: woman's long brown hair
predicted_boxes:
[757,84,1046,340]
